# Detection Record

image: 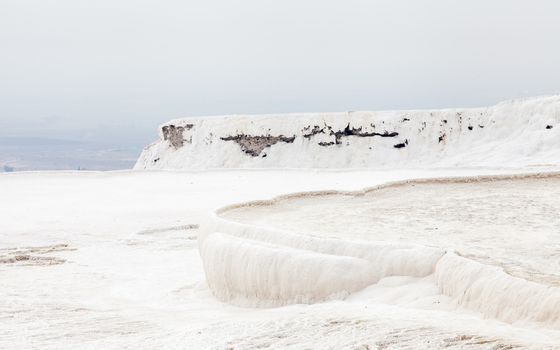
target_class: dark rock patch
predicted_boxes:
[302,125,326,138]
[303,123,398,146]
[221,134,296,156]
[546,125,553,129]
[331,123,398,145]
[467,126,473,131]
[162,124,193,149]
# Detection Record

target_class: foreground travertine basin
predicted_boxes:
[202,173,560,329]
[223,174,560,286]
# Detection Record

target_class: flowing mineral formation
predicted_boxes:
[201,173,560,330]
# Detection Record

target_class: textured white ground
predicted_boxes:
[2,168,560,349]
[223,176,560,287]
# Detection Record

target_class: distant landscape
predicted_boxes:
[0,137,142,171]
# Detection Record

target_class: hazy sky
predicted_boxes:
[1,0,560,145]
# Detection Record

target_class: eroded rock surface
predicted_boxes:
[331,124,399,145]
[306,123,399,146]
[162,124,193,149]
[221,134,296,156]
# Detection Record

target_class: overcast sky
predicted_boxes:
[1,0,559,145]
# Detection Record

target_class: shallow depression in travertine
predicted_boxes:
[221,176,560,287]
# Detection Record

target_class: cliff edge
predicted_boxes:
[135,96,560,169]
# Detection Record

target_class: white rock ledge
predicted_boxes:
[199,172,560,329]
[137,95,560,170]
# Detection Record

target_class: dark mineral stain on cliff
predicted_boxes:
[331,123,398,145]
[162,124,193,149]
[302,125,326,138]
[393,139,408,148]
[221,134,296,156]
[302,123,398,146]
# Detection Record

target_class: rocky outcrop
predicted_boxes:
[135,96,560,169]
[162,124,193,148]
[220,134,295,157]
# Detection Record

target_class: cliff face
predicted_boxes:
[135,96,560,169]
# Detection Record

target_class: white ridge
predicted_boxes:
[136,95,560,169]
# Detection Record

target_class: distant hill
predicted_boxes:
[136,95,560,169]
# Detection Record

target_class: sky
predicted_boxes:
[1,0,560,146]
